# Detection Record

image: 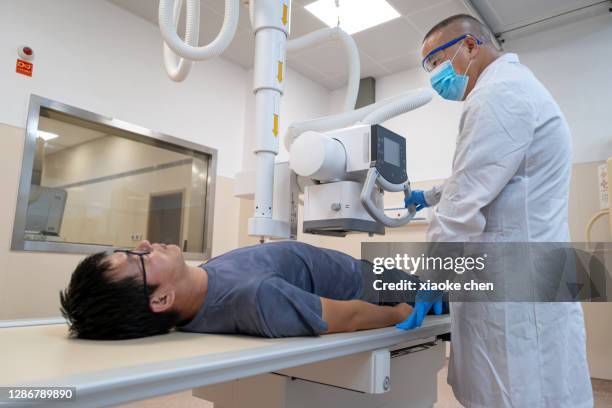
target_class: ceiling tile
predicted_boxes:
[110,0,251,46]
[286,61,327,84]
[190,8,228,45]
[222,33,255,69]
[326,57,391,88]
[109,0,158,23]
[288,8,326,39]
[360,62,391,79]
[353,16,422,62]
[108,0,485,87]
[378,50,422,73]
[290,43,391,80]
[319,76,346,90]
[359,50,391,78]
[170,10,237,51]
[406,0,473,34]
[200,0,227,13]
[387,0,449,16]
[201,0,252,33]
[289,42,350,77]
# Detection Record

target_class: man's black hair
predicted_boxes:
[59,252,179,340]
[423,14,493,44]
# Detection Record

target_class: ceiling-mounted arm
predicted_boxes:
[284,88,432,151]
[360,167,416,228]
[286,26,360,112]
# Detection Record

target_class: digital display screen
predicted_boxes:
[383,137,400,167]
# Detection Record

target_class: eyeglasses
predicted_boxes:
[113,249,152,306]
[422,34,482,73]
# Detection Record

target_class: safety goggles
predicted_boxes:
[113,249,152,306]
[422,34,482,73]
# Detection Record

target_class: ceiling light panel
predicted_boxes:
[304,0,401,35]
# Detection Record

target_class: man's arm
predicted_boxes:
[424,184,444,207]
[321,298,412,334]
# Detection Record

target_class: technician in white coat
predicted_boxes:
[397,14,593,408]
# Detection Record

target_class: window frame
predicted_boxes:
[11,95,218,260]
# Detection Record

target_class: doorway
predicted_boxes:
[147,191,183,246]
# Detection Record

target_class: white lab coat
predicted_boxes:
[427,53,593,408]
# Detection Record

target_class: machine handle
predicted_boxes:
[360,168,416,228]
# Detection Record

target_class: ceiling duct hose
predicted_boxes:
[162,0,198,82]
[585,209,610,243]
[159,0,239,67]
[287,27,359,113]
[284,89,431,151]
[360,88,433,125]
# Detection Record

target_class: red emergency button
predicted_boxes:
[18,45,34,61]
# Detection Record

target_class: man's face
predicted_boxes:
[422,29,480,99]
[106,240,186,292]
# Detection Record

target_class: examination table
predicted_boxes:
[0,316,450,407]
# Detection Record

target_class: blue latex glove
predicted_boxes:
[404,190,429,212]
[396,290,444,330]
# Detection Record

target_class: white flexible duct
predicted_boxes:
[159,0,239,64]
[162,0,198,82]
[585,209,610,243]
[360,88,433,125]
[286,27,359,112]
[284,89,431,151]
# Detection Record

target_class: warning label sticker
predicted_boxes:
[16,59,33,77]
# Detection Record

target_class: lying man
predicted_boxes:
[60,240,419,340]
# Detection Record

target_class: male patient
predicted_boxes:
[60,240,414,340]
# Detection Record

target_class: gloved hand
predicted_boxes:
[396,290,444,330]
[404,190,429,212]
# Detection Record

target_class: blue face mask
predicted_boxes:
[429,47,473,101]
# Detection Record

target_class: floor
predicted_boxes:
[120,360,612,408]
[432,362,462,408]
[594,378,612,408]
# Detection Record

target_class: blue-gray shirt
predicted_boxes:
[177,241,364,337]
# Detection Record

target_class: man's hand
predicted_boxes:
[393,303,413,321]
[404,190,429,212]
[396,291,443,331]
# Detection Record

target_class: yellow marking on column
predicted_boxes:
[277,61,283,82]
[282,3,288,25]
[273,114,279,137]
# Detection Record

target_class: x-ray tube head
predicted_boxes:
[289,131,347,182]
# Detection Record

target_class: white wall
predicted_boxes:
[371,12,612,181]
[376,70,463,181]
[505,13,612,164]
[328,72,463,181]
[0,0,248,178]
[241,67,332,170]
[329,86,349,115]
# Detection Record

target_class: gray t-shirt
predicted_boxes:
[177,241,365,337]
